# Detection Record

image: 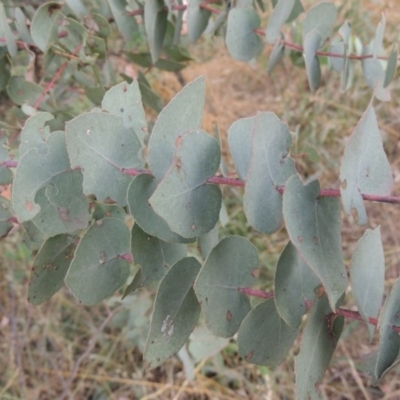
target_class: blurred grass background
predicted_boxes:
[2,0,400,398]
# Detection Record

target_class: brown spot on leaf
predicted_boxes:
[316,285,325,298]
[175,135,183,147]
[226,310,232,321]
[48,4,61,15]
[122,85,127,92]
[245,350,254,362]
[191,224,196,231]
[297,236,303,243]
[58,207,70,221]
[176,158,182,169]
[251,268,260,278]
[25,200,34,211]
[313,236,319,245]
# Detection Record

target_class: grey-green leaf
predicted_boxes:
[340,102,393,225]
[28,235,76,305]
[197,226,218,259]
[384,45,397,88]
[93,202,126,221]
[7,76,44,106]
[268,35,285,74]
[228,117,254,180]
[31,170,90,237]
[144,257,201,369]
[194,236,259,337]
[131,224,187,286]
[0,2,17,56]
[266,0,295,44]
[303,30,322,92]
[102,80,148,147]
[144,0,168,63]
[127,174,192,243]
[362,45,390,101]
[150,129,222,238]
[65,217,131,305]
[107,0,138,40]
[302,2,337,43]
[148,76,205,180]
[351,227,385,341]
[295,295,344,399]
[19,112,53,157]
[275,241,320,328]
[244,112,296,234]
[30,2,63,52]
[238,299,298,366]
[21,220,47,251]
[374,277,400,381]
[373,13,386,59]
[187,0,211,43]
[226,7,263,62]
[283,175,348,311]
[66,111,143,206]
[13,132,71,223]
[0,196,13,238]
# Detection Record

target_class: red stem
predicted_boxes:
[1,164,398,204]
[238,287,400,333]
[34,44,83,110]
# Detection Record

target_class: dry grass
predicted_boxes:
[2,1,400,398]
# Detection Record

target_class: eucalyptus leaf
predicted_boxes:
[0,2,17,56]
[0,196,13,238]
[244,112,296,234]
[144,257,201,369]
[66,111,143,206]
[102,80,148,147]
[226,7,263,62]
[30,2,63,52]
[384,45,397,88]
[295,295,344,399]
[148,76,205,180]
[65,217,131,305]
[127,174,192,243]
[194,236,259,337]
[238,299,298,366]
[275,241,320,328]
[28,235,76,305]
[144,0,168,63]
[266,0,295,44]
[107,0,138,40]
[150,129,222,238]
[13,132,71,223]
[374,277,400,381]
[351,227,385,341]
[340,102,393,225]
[7,76,44,107]
[283,175,348,311]
[131,224,187,286]
[228,117,254,181]
[187,0,211,43]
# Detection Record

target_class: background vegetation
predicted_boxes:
[1,0,400,398]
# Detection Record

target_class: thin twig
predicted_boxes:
[60,305,123,400]
[34,44,83,110]
[238,287,400,333]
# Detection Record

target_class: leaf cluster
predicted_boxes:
[0,1,399,398]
